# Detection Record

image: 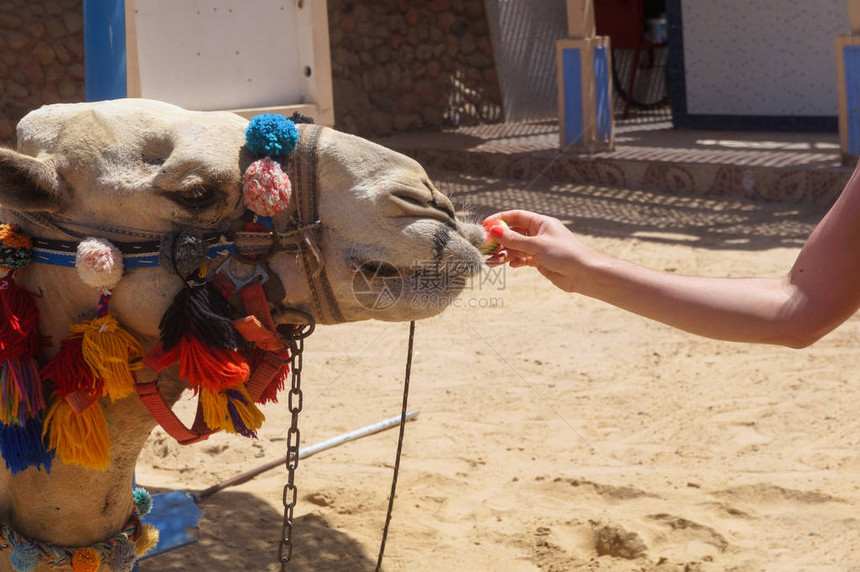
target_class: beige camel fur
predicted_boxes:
[0,98,484,570]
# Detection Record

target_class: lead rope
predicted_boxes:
[376,320,416,571]
[279,321,314,569]
[277,320,415,570]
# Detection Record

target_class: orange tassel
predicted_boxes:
[43,395,110,470]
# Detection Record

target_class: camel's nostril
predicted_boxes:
[389,191,456,224]
[430,193,456,222]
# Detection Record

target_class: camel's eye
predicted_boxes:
[168,186,219,209]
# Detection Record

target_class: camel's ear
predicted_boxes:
[0,147,64,212]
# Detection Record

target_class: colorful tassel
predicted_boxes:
[159,272,242,352]
[133,524,159,558]
[69,314,143,402]
[145,338,249,391]
[43,396,110,470]
[0,225,50,475]
[71,546,100,572]
[40,336,101,400]
[200,385,264,438]
[0,356,44,425]
[0,415,52,475]
[149,264,251,392]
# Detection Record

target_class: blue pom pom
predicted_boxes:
[9,543,41,572]
[133,487,153,517]
[0,418,53,476]
[245,113,298,157]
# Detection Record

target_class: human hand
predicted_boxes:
[483,210,600,293]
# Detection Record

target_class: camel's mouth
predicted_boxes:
[341,218,485,320]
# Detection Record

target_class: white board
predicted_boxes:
[683,0,849,117]
[127,0,333,123]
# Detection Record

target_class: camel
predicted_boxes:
[0,98,486,571]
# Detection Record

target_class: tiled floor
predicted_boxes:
[378,115,853,205]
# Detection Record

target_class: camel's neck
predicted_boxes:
[0,399,145,547]
[0,240,186,551]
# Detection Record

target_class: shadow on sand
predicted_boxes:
[434,168,828,252]
[138,488,374,572]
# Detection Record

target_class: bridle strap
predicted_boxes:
[289,125,344,325]
[24,224,323,269]
[135,379,215,445]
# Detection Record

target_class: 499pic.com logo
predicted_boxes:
[351,260,404,311]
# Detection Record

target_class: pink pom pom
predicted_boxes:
[242,157,292,216]
[76,237,123,289]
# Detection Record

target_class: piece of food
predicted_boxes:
[480,218,509,254]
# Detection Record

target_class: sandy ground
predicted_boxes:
[136,170,860,572]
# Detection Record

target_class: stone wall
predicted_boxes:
[0,0,503,146]
[0,0,85,146]
[327,0,503,137]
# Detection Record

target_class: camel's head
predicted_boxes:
[0,99,485,337]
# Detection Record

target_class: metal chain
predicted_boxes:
[276,319,413,571]
[279,321,314,569]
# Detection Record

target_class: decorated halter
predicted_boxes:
[0,113,340,481]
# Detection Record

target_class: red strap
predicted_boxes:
[232,315,284,352]
[236,281,289,401]
[211,272,236,300]
[135,380,215,445]
[245,350,288,402]
[142,343,170,373]
[240,280,278,333]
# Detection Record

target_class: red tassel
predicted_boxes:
[144,337,249,391]
[0,275,45,362]
[41,335,103,399]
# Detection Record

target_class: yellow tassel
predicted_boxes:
[200,385,264,437]
[134,523,160,557]
[200,385,229,432]
[70,314,143,402]
[71,546,101,572]
[43,396,110,470]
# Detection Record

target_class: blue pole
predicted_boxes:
[83,0,127,101]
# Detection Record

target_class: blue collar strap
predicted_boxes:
[30,236,236,269]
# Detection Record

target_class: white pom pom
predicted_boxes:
[242,157,292,216]
[76,237,124,289]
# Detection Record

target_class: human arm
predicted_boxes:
[487,167,860,347]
